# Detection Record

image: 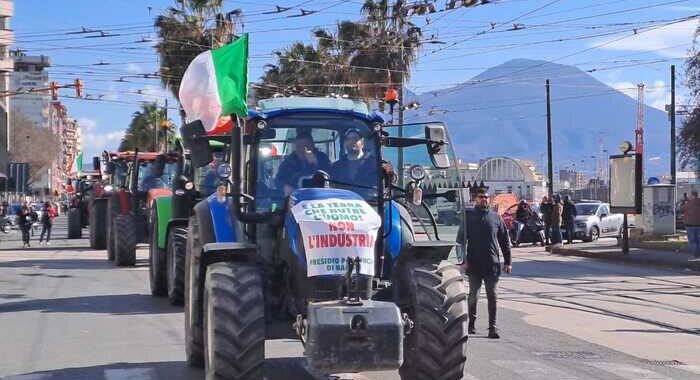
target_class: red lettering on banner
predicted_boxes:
[320,235,328,248]
[329,235,337,247]
[328,221,355,232]
[308,236,314,249]
[358,234,366,247]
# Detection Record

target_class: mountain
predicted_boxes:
[404,59,671,177]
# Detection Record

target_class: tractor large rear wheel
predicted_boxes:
[149,210,167,296]
[67,208,82,239]
[89,201,107,249]
[185,217,204,367]
[114,215,136,266]
[167,226,187,305]
[399,261,469,380]
[204,262,265,380]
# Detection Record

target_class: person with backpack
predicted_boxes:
[39,202,56,245]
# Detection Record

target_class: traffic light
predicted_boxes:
[50,81,59,100]
[74,79,83,98]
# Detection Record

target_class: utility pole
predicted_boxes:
[546,79,554,197]
[670,65,676,184]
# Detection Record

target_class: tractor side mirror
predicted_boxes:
[181,120,213,168]
[425,123,450,169]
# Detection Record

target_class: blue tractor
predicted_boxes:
[181,98,468,379]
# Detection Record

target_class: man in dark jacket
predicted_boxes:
[274,131,331,195]
[457,187,512,339]
[562,196,577,244]
[540,195,553,245]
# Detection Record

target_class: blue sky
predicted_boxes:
[11,0,700,161]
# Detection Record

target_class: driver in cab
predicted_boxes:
[141,158,165,192]
[275,131,331,195]
[330,128,376,190]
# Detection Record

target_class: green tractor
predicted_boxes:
[102,151,178,266]
[147,140,225,304]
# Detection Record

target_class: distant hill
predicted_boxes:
[404,59,670,177]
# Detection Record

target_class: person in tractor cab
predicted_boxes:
[141,157,166,192]
[275,131,331,195]
[330,128,377,192]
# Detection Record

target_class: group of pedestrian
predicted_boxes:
[539,194,577,246]
[15,202,56,248]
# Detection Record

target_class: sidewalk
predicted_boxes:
[550,240,700,272]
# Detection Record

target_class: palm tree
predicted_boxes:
[155,0,238,105]
[119,103,172,152]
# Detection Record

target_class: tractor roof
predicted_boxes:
[108,151,178,162]
[250,97,386,124]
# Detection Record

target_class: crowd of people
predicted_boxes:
[0,201,58,248]
[511,194,578,247]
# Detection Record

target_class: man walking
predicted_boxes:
[16,203,31,248]
[683,190,700,259]
[457,187,512,339]
[562,195,577,244]
[540,195,553,245]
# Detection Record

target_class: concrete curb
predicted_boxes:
[550,246,700,272]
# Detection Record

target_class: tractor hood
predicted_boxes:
[288,188,381,277]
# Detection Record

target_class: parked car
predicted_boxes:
[570,202,623,242]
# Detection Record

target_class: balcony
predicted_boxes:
[0,56,12,72]
[0,29,12,46]
[0,1,13,17]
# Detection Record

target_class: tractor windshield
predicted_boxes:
[383,123,463,242]
[252,116,379,211]
[138,161,177,192]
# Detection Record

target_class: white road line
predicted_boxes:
[103,368,155,380]
[493,360,579,380]
[588,362,674,380]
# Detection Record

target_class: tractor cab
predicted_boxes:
[181,97,469,379]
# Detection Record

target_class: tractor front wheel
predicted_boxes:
[167,226,187,305]
[149,211,167,296]
[114,215,136,266]
[89,201,107,249]
[204,262,265,380]
[67,208,82,239]
[185,217,204,367]
[399,261,469,380]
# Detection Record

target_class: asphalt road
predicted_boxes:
[0,218,699,380]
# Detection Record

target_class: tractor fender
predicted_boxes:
[116,189,131,215]
[166,218,189,237]
[152,196,173,250]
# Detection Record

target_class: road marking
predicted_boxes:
[3,375,53,380]
[678,365,700,375]
[588,362,673,380]
[103,368,155,380]
[493,360,579,380]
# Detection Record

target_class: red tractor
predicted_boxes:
[102,151,177,266]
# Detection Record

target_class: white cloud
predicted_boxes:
[130,84,169,102]
[76,117,124,157]
[609,80,672,111]
[610,81,638,97]
[593,19,698,58]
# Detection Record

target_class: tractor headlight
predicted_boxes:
[257,120,267,130]
[184,182,194,191]
[104,185,114,192]
[408,165,426,182]
[174,189,185,196]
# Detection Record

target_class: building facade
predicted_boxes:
[48,102,81,195]
[10,53,51,128]
[0,0,13,178]
[469,156,547,201]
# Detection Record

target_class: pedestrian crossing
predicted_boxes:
[3,362,699,380]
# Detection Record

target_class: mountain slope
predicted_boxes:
[405,59,670,177]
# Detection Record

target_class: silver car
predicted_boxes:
[573,202,623,242]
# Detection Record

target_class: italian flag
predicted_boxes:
[68,151,83,176]
[179,34,249,136]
